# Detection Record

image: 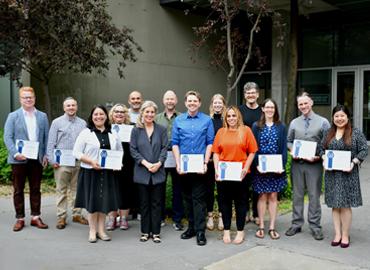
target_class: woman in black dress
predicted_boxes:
[73,105,123,243]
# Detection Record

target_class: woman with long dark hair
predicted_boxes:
[252,99,287,240]
[73,105,123,243]
[320,104,368,248]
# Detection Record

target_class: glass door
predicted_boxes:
[332,69,359,128]
[361,69,370,140]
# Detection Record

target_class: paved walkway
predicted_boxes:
[1,161,369,270]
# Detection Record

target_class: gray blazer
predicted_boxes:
[4,108,49,164]
[130,123,168,185]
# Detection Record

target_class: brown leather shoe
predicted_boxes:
[30,217,49,229]
[13,219,25,232]
[72,215,89,225]
[56,218,66,229]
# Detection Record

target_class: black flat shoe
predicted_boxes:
[285,227,302,236]
[181,228,196,240]
[196,231,207,246]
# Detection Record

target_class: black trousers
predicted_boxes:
[218,179,249,231]
[205,162,222,213]
[246,173,258,218]
[162,168,184,223]
[181,173,207,233]
[138,182,165,235]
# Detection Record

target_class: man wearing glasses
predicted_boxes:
[238,82,261,225]
[46,97,88,229]
[4,86,49,231]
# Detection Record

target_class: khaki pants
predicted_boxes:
[54,165,82,219]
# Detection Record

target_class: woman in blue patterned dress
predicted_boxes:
[320,105,368,248]
[252,99,287,240]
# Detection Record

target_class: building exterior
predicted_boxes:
[1,0,370,142]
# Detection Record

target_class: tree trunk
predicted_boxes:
[40,80,52,121]
[285,0,299,123]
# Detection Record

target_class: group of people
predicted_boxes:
[3,83,367,249]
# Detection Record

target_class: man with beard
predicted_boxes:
[128,91,143,124]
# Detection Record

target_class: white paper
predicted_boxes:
[112,124,134,142]
[164,151,176,168]
[292,139,317,159]
[258,154,283,173]
[180,154,204,173]
[98,149,123,170]
[324,150,351,171]
[217,161,243,181]
[16,139,39,160]
[53,149,76,167]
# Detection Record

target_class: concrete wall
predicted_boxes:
[38,0,226,120]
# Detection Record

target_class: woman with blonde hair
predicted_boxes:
[130,101,168,243]
[212,106,257,244]
[106,104,135,231]
[206,94,226,231]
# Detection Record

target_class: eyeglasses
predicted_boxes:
[114,110,126,114]
[245,91,257,95]
[21,96,35,100]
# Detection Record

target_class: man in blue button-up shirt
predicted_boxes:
[172,91,214,246]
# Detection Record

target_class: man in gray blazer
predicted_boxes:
[4,86,49,232]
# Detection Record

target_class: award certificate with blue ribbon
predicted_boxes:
[180,154,204,173]
[98,149,123,170]
[53,149,75,166]
[164,151,176,168]
[15,139,39,160]
[217,161,243,181]
[258,154,283,173]
[324,150,351,171]
[292,139,317,159]
[112,124,134,142]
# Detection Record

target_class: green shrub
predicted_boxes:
[280,153,293,200]
[0,129,55,184]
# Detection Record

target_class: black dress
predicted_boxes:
[75,130,121,214]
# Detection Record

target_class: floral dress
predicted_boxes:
[253,124,287,194]
[320,128,368,208]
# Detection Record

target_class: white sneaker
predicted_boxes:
[206,215,214,230]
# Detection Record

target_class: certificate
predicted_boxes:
[217,162,243,181]
[258,154,283,173]
[292,140,317,159]
[16,139,39,160]
[98,149,123,170]
[324,150,351,171]
[112,124,134,142]
[53,149,76,167]
[164,151,176,168]
[180,154,204,173]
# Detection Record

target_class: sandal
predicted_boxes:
[140,233,149,242]
[268,229,280,240]
[255,228,265,239]
[152,234,161,243]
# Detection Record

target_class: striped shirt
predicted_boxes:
[46,114,86,164]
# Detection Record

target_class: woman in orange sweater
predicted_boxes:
[212,106,258,244]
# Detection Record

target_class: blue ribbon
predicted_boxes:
[100,150,108,168]
[182,155,189,172]
[17,140,24,153]
[55,149,62,164]
[113,125,120,133]
[294,141,302,157]
[220,162,227,180]
[261,156,267,172]
[327,151,334,169]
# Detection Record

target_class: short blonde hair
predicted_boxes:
[109,103,131,125]
[136,100,158,128]
[209,93,226,118]
[19,86,35,97]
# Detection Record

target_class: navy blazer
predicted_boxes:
[251,122,288,168]
[130,123,168,185]
[4,108,49,164]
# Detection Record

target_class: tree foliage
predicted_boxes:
[0,0,143,116]
[190,0,284,103]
